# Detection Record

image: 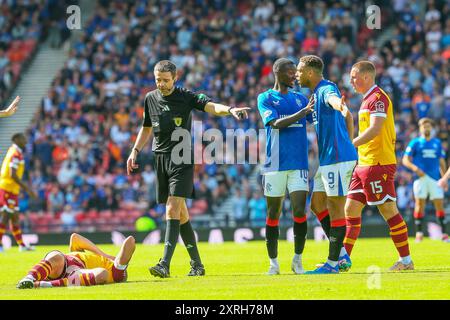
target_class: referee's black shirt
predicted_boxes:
[142,87,211,153]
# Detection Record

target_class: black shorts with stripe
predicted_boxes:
[154,152,194,204]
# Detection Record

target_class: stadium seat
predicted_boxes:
[99,210,113,219]
[86,209,99,220]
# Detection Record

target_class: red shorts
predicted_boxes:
[347,164,397,205]
[0,188,19,213]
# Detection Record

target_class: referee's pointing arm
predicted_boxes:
[204,102,251,120]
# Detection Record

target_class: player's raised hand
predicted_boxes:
[1,96,20,118]
[230,106,251,120]
[340,95,349,117]
[127,149,139,175]
[304,95,315,114]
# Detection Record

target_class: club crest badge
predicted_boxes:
[173,117,182,126]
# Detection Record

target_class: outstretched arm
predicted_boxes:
[204,102,250,120]
[328,95,354,140]
[69,233,115,261]
[269,96,315,129]
[0,96,20,118]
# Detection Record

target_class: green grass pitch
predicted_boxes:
[1,238,449,300]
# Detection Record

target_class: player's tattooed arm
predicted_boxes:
[269,95,315,129]
[69,233,116,261]
[0,96,20,118]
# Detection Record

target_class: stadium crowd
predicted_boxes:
[0,0,74,104]
[3,0,447,232]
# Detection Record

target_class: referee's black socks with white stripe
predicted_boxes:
[162,219,180,267]
[180,220,202,264]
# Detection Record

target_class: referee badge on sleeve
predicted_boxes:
[173,117,182,126]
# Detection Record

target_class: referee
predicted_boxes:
[127,60,249,278]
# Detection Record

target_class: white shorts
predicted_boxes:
[262,170,309,197]
[413,175,444,200]
[313,160,356,197]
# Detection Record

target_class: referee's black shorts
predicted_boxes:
[154,152,194,204]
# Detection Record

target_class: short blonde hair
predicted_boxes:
[352,60,376,77]
[418,117,434,127]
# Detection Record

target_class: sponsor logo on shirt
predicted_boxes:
[422,149,437,158]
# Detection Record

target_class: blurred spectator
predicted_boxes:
[249,190,266,227]
[47,185,65,214]
[60,204,77,231]
[231,189,248,226]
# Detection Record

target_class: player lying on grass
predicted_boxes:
[16,233,135,289]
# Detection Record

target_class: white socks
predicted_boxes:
[400,255,412,264]
[114,258,128,271]
[339,246,348,258]
[269,258,279,267]
[326,259,338,268]
[38,281,53,288]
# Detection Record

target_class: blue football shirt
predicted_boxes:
[404,137,445,180]
[257,89,310,173]
[311,79,357,166]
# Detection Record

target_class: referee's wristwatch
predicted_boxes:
[133,147,140,154]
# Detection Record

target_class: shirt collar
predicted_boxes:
[363,84,377,100]
[313,79,326,93]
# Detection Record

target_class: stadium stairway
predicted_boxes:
[0,42,68,163]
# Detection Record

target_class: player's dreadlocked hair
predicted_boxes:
[273,58,295,74]
[154,60,177,78]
